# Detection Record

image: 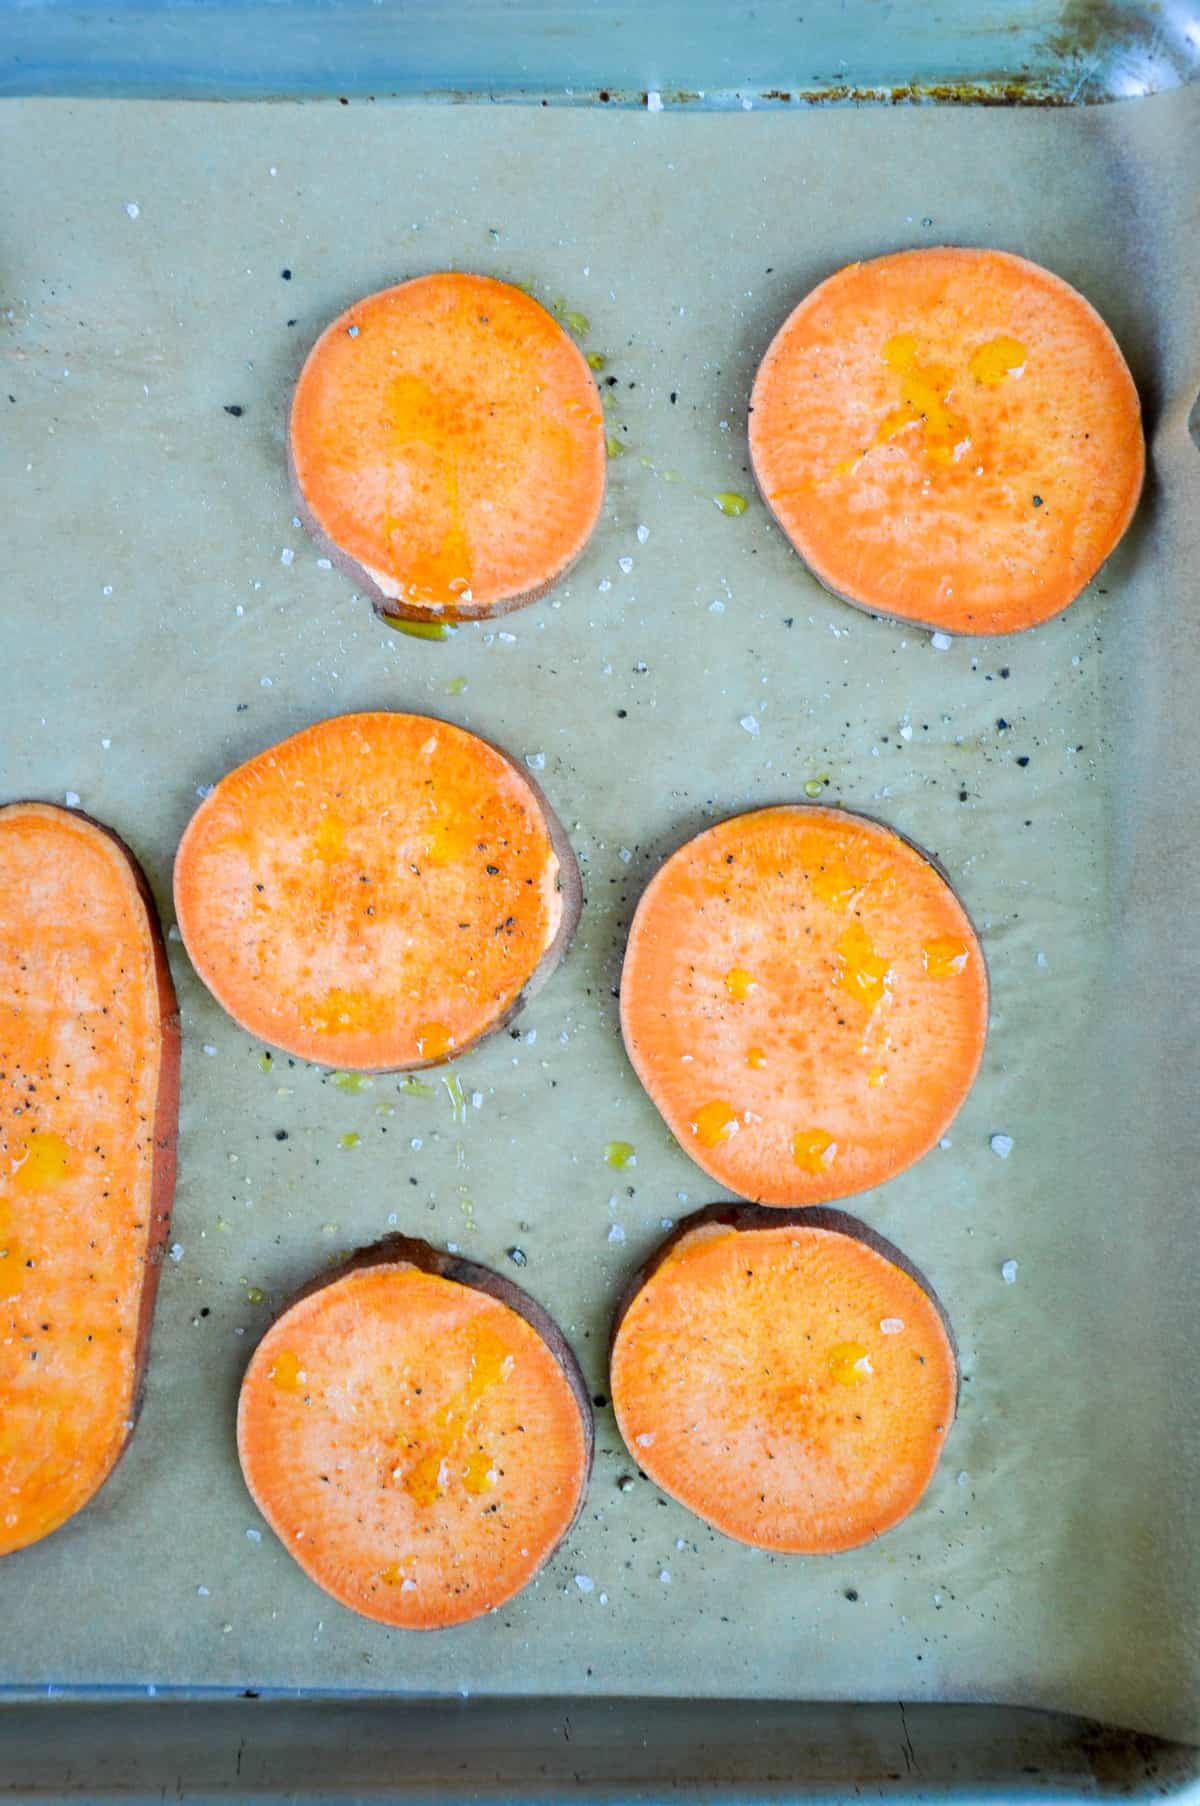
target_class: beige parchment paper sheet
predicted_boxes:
[1,87,1198,1738]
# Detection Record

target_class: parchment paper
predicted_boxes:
[1,88,1197,1741]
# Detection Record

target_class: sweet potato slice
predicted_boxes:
[0,802,179,1557]
[289,273,606,623]
[749,246,1143,635]
[610,1205,957,1553]
[237,1236,593,1629]
[620,804,987,1205]
[173,711,580,1071]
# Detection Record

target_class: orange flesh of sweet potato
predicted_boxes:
[237,1238,593,1629]
[610,1206,957,1553]
[0,803,179,1557]
[174,712,580,1071]
[620,805,987,1206]
[289,273,606,622]
[749,247,1143,635]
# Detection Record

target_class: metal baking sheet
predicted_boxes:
[1,85,1198,1752]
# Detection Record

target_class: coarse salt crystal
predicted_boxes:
[169,1243,184,1263]
[246,1528,262,1543]
[739,715,760,736]
[1001,1259,1019,1284]
[202,1044,217,1056]
[709,599,725,613]
[607,1224,626,1244]
[636,524,649,544]
[660,1569,672,1583]
[525,752,546,770]
[280,547,294,567]
[125,202,140,219]
[64,791,81,808]
[618,847,633,864]
[990,1133,1014,1159]
[647,90,663,111]
[931,632,952,651]
[618,556,634,574]
[574,1575,595,1593]
[880,1317,904,1335]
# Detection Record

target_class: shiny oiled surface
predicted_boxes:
[237,1264,589,1628]
[0,804,173,1556]
[174,712,567,1070]
[749,248,1143,635]
[290,274,606,617]
[620,806,988,1205]
[611,1218,957,1552]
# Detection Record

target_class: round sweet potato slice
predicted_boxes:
[619,804,987,1206]
[610,1205,958,1553]
[289,273,606,624]
[238,1236,593,1629]
[749,246,1143,635]
[173,711,581,1071]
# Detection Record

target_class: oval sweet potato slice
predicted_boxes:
[610,1205,958,1553]
[619,804,987,1206]
[173,711,581,1071]
[289,273,607,624]
[238,1236,593,1629]
[0,802,179,1557]
[749,246,1144,635]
